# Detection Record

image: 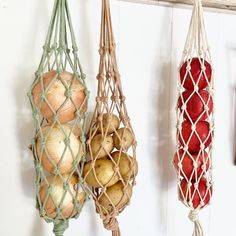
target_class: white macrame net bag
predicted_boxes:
[173,0,214,235]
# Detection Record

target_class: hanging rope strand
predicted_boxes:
[174,0,214,236]
[83,1,137,236]
[188,210,204,236]
[28,0,89,235]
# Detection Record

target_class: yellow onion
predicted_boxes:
[72,123,82,138]
[32,70,87,123]
[39,175,85,219]
[36,124,83,174]
[67,121,82,138]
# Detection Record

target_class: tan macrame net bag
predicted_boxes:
[82,0,138,235]
[173,0,214,235]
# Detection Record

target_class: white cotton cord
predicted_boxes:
[188,210,204,236]
[181,0,210,64]
[175,0,214,234]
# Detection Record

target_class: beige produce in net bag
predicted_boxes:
[173,0,214,235]
[82,0,138,235]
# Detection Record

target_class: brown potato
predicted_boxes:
[39,175,85,219]
[90,134,114,158]
[83,158,119,188]
[98,181,132,214]
[111,151,138,181]
[113,128,134,150]
[98,113,120,134]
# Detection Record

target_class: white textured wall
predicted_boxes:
[1,0,236,235]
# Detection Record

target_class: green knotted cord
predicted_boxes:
[53,220,69,236]
[28,0,90,235]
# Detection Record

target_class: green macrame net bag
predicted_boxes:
[27,0,89,235]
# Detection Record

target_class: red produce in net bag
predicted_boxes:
[173,0,214,235]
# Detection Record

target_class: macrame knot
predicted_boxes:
[65,89,71,98]
[111,95,119,102]
[120,114,130,125]
[188,210,204,236]
[103,217,119,231]
[96,97,102,103]
[101,96,108,103]
[43,45,51,53]
[98,46,108,54]
[120,96,126,102]
[72,45,78,52]
[97,73,103,80]
[81,73,86,80]
[98,48,103,55]
[188,210,199,222]
[53,220,69,236]
[109,46,115,53]
[35,70,42,78]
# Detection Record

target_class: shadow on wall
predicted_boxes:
[30,213,46,236]
[155,62,176,189]
[77,0,98,104]
[13,0,50,235]
[87,202,100,236]
[13,0,50,200]
[78,0,95,71]
[226,44,236,165]
[78,1,102,235]
[148,7,177,229]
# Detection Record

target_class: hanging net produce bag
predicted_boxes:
[27,0,89,235]
[82,0,138,235]
[173,0,214,235]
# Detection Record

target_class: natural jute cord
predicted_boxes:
[83,0,138,236]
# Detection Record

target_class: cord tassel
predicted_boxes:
[103,217,121,236]
[112,227,121,236]
[188,210,204,236]
[53,220,69,236]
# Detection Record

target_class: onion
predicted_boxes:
[36,124,83,175]
[67,121,82,138]
[39,175,85,219]
[32,70,87,123]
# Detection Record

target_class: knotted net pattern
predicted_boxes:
[83,1,138,235]
[28,0,89,235]
[173,0,214,235]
